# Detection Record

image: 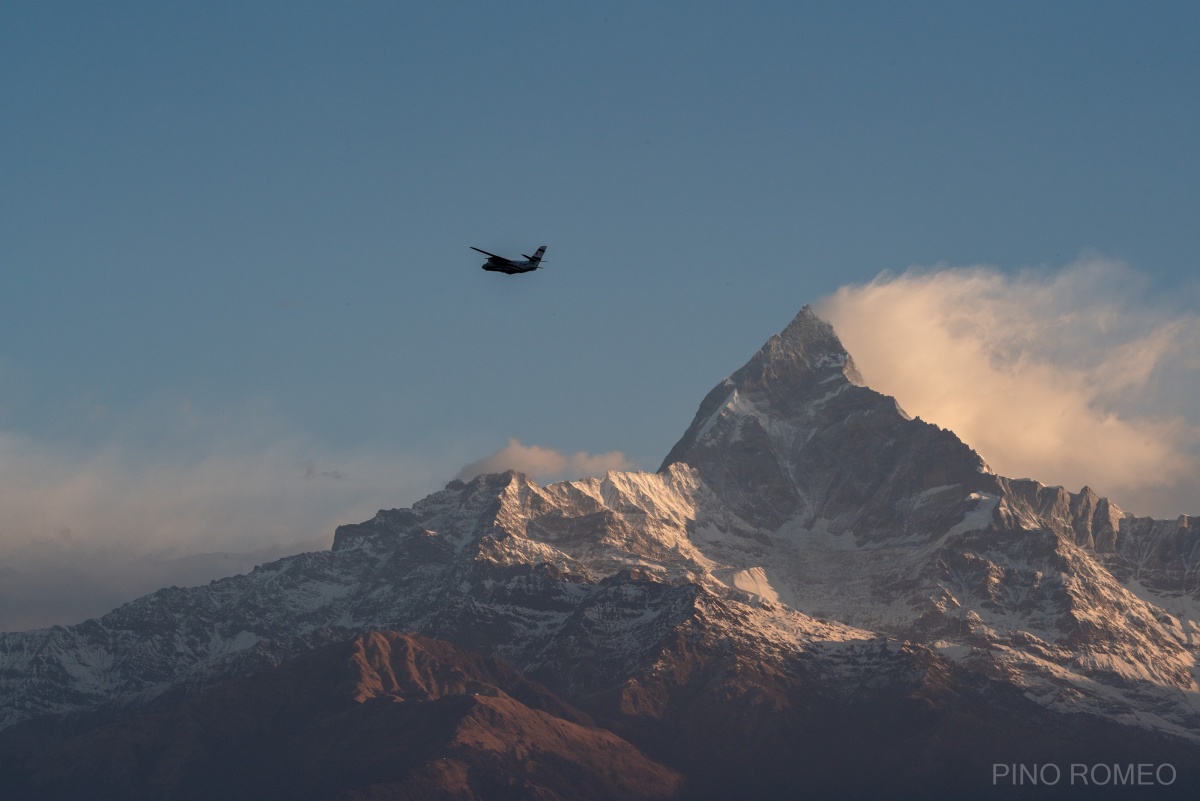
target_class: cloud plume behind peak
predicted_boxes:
[816,258,1200,517]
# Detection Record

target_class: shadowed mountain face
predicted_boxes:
[0,631,682,801]
[660,306,995,533]
[1,306,1198,799]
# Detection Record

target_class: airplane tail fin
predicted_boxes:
[522,246,548,266]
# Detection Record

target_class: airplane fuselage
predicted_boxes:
[482,259,538,275]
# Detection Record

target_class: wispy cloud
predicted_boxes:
[0,426,452,631]
[816,258,1200,517]
[0,419,628,631]
[457,438,631,483]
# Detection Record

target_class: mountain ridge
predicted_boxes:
[1,305,1198,797]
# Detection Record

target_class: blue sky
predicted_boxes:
[3,2,1200,627]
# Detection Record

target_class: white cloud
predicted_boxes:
[457,438,631,483]
[816,258,1200,517]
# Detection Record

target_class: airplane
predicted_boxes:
[470,245,547,275]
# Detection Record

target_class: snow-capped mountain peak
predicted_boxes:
[3,305,1199,782]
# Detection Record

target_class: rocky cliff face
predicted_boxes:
[1,305,1198,798]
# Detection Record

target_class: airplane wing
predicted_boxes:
[470,246,509,261]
